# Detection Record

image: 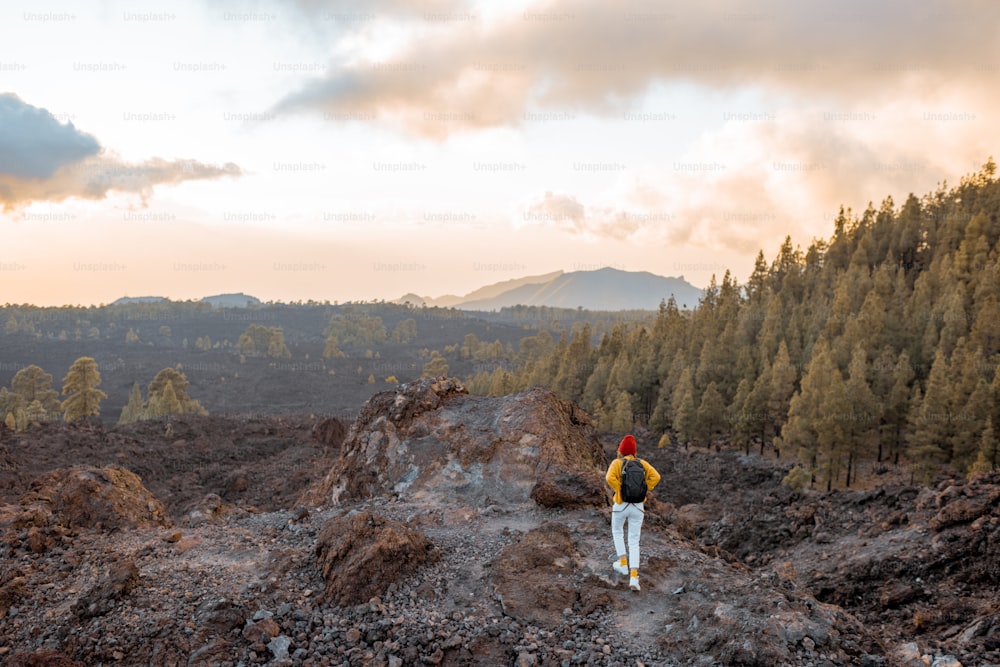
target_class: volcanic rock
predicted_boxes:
[312,416,347,451]
[314,509,439,606]
[72,560,139,619]
[492,521,587,627]
[299,378,607,509]
[14,466,169,532]
[5,649,84,666]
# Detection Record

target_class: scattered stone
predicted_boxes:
[242,618,281,643]
[268,635,292,661]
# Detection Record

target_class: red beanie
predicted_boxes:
[618,434,637,456]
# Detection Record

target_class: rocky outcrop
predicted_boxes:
[314,509,439,606]
[10,466,169,534]
[299,378,608,509]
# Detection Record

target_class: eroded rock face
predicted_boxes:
[314,509,439,606]
[299,378,608,509]
[11,466,169,534]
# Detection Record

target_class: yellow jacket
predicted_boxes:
[605,455,661,504]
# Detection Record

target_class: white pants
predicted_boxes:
[611,502,644,570]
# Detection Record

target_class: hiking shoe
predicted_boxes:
[613,562,629,575]
[629,575,640,591]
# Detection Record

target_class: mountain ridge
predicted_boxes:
[398,268,702,311]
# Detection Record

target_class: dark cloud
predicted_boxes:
[0,93,100,178]
[0,94,241,210]
[0,154,241,210]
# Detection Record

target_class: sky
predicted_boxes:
[1,0,998,306]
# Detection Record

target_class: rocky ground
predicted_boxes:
[0,379,997,666]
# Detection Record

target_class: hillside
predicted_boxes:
[2,380,993,665]
[399,268,703,311]
[0,302,534,424]
[464,162,1000,489]
[398,270,565,308]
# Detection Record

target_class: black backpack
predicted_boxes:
[620,458,647,503]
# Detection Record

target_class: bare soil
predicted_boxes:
[0,389,995,665]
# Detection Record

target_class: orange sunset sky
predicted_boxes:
[1,0,997,306]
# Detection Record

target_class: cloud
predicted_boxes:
[524,192,645,241]
[522,90,994,256]
[0,94,241,210]
[275,0,1000,136]
[0,93,100,178]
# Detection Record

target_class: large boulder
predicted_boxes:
[13,466,169,533]
[314,509,438,606]
[298,378,608,509]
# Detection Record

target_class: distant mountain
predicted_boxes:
[200,293,262,308]
[397,271,564,308]
[111,296,168,305]
[401,268,702,311]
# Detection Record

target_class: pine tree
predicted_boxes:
[553,324,592,404]
[11,364,61,419]
[882,350,916,464]
[740,370,769,453]
[391,318,418,344]
[0,388,17,428]
[970,296,1000,358]
[421,351,449,378]
[670,366,697,445]
[815,353,850,490]
[729,377,755,454]
[783,341,839,485]
[61,357,107,423]
[648,383,673,434]
[150,380,183,417]
[954,379,991,470]
[971,418,998,472]
[118,382,146,425]
[695,382,725,447]
[323,336,346,358]
[148,367,206,416]
[24,399,46,427]
[843,345,879,486]
[267,329,292,358]
[611,391,634,431]
[908,348,955,477]
[581,355,613,413]
[767,341,798,455]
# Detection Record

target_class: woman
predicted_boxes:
[605,434,660,591]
